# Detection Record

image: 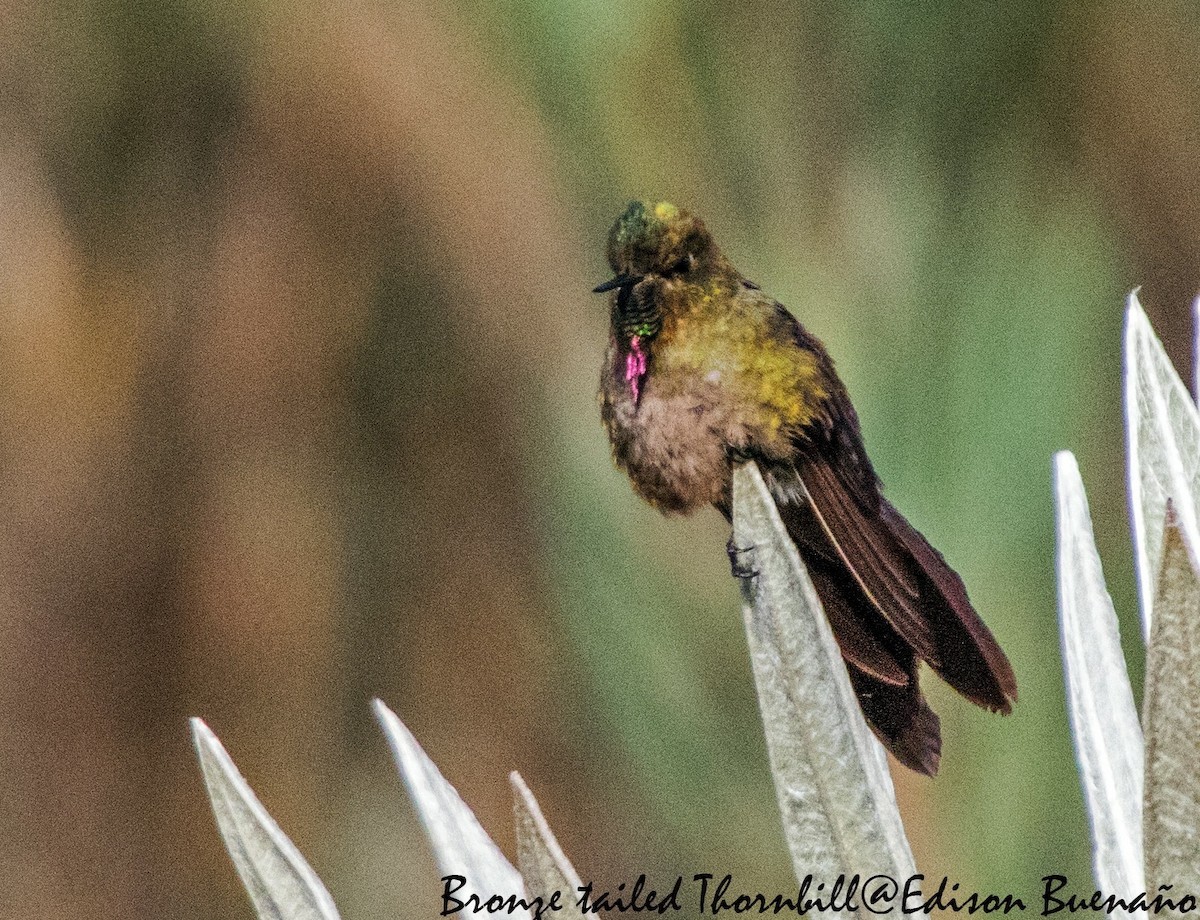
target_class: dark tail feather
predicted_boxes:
[806,561,909,686]
[880,500,1017,714]
[846,660,941,776]
[777,499,911,686]
[792,506,942,772]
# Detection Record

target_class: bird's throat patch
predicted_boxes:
[625,335,648,403]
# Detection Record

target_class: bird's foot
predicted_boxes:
[726,537,759,580]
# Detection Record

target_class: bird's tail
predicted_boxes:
[773,470,1016,775]
[804,556,942,775]
[879,499,1018,714]
[846,662,942,777]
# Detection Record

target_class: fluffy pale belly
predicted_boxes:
[602,374,754,514]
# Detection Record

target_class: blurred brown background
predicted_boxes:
[1,0,1197,917]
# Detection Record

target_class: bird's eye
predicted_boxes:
[667,253,694,276]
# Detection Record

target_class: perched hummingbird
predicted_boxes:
[595,201,1016,775]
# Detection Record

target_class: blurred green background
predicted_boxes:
[0,0,1196,916]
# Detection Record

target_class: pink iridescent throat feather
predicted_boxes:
[625,335,648,401]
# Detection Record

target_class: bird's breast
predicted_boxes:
[600,345,763,514]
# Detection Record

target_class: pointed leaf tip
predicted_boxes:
[191,718,341,920]
[510,773,585,920]
[1052,453,1145,897]
[1124,291,1200,638]
[373,700,526,910]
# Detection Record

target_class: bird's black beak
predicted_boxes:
[593,274,641,293]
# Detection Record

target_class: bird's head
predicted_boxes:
[594,201,715,294]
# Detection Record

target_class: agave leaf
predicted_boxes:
[1142,519,1200,897]
[510,773,585,919]
[1052,453,1145,897]
[731,462,915,887]
[1124,292,1200,639]
[373,700,527,912]
[191,718,341,920]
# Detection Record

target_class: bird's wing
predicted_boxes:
[765,301,1014,712]
[804,550,911,686]
[761,476,909,686]
[795,451,941,666]
[879,497,1017,709]
[796,442,1016,712]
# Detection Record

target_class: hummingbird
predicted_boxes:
[595,201,1016,776]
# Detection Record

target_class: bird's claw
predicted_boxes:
[726,537,759,580]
